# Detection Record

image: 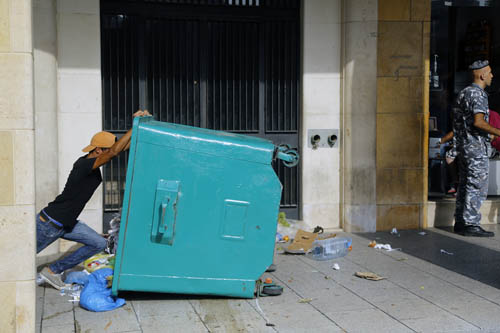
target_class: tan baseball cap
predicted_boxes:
[82,131,117,152]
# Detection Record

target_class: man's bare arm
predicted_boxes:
[474,113,500,137]
[92,110,149,169]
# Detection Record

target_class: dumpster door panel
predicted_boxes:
[151,180,180,245]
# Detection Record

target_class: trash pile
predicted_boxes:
[276,213,352,261]
[37,212,126,312]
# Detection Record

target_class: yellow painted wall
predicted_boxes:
[376,0,430,230]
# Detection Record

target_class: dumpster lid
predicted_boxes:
[135,117,275,164]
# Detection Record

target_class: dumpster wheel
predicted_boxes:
[262,285,283,296]
[256,280,283,297]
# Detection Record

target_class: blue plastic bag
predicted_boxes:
[64,271,90,286]
[79,268,125,312]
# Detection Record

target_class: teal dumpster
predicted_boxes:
[111,117,298,298]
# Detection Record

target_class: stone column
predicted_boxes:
[0,0,36,332]
[301,0,342,230]
[34,0,59,257]
[341,0,378,232]
[57,0,103,251]
[375,0,430,230]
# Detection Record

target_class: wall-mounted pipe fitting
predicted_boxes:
[307,129,339,148]
[311,134,321,149]
[328,134,337,147]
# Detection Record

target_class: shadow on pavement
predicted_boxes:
[356,225,500,289]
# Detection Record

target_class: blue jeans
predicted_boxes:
[36,214,106,274]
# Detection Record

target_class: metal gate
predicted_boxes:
[100,0,301,223]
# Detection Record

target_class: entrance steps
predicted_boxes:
[427,196,500,227]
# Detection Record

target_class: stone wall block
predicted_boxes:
[0,0,10,51]
[14,130,35,205]
[377,77,423,114]
[0,54,34,130]
[0,280,36,333]
[376,204,420,230]
[0,205,35,281]
[10,0,32,53]
[377,22,422,77]
[344,0,377,23]
[411,0,431,22]
[377,113,422,168]
[0,131,14,205]
[378,0,410,21]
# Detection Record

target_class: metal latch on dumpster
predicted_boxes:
[274,144,299,167]
[151,180,180,245]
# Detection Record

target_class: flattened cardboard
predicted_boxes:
[285,229,318,254]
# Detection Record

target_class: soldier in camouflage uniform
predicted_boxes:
[453,60,498,237]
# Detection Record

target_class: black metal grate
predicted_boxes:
[102,15,141,132]
[206,21,260,132]
[147,19,202,126]
[264,20,299,133]
[101,0,301,217]
[112,0,299,9]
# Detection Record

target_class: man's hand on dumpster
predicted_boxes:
[133,110,152,118]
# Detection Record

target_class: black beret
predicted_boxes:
[469,60,489,70]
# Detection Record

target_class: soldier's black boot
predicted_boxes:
[453,223,465,234]
[462,225,494,237]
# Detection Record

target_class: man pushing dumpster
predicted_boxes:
[37,110,151,289]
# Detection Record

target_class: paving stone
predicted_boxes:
[329,308,414,333]
[189,298,274,332]
[132,298,194,318]
[41,301,74,327]
[139,312,208,333]
[41,324,75,333]
[74,302,140,332]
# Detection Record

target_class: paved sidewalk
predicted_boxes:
[37,225,500,332]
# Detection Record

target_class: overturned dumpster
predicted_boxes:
[111,116,298,298]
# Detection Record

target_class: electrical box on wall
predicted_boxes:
[307,129,339,149]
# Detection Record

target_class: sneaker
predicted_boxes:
[447,187,456,194]
[40,267,68,290]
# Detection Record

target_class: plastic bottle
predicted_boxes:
[306,237,352,261]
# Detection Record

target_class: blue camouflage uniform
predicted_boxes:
[453,83,491,225]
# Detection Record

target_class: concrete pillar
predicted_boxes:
[375,0,430,230]
[34,0,59,257]
[0,0,36,331]
[301,0,342,230]
[56,0,103,251]
[341,0,378,232]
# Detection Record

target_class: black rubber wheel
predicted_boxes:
[262,285,283,296]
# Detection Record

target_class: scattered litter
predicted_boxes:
[332,263,340,270]
[396,257,408,261]
[355,272,386,281]
[420,286,425,290]
[418,231,427,236]
[324,275,330,280]
[374,243,392,251]
[255,298,275,327]
[440,249,454,255]
[284,229,319,254]
[390,228,398,235]
[368,240,377,248]
[36,273,44,286]
[106,211,121,254]
[264,278,273,284]
[298,298,314,303]
[84,253,115,273]
[278,212,290,227]
[313,226,324,234]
